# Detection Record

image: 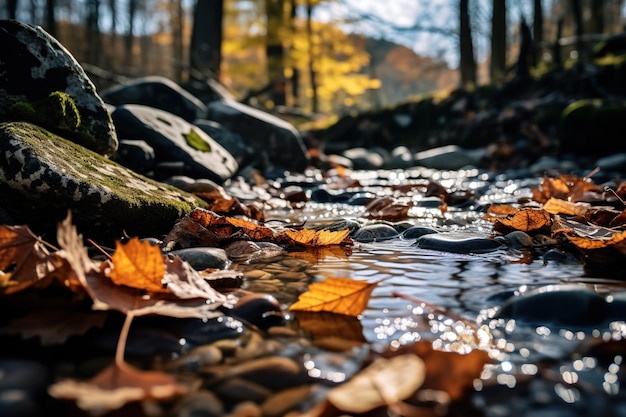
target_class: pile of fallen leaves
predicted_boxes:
[486,172,626,277]
[0,208,493,416]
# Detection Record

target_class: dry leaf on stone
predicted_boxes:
[288,277,379,316]
[49,360,186,416]
[326,354,425,413]
[284,228,350,247]
[108,237,167,293]
[492,208,552,232]
[543,197,590,216]
[83,265,225,319]
[162,255,233,303]
[0,224,55,294]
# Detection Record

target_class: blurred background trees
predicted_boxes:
[2,0,625,116]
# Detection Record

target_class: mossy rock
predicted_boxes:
[0,121,206,244]
[560,99,626,155]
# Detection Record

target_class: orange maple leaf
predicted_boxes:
[108,238,167,293]
[284,228,350,246]
[288,277,378,316]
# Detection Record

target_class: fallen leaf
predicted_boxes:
[295,311,366,344]
[543,197,590,216]
[49,360,186,416]
[363,197,413,221]
[0,224,55,294]
[284,228,350,246]
[108,238,167,293]
[326,354,425,413]
[162,255,234,303]
[288,277,379,316]
[492,208,552,232]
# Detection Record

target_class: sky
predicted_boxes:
[313,0,535,69]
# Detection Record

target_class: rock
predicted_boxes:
[342,147,384,170]
[167,247,230,270]
[414,145,484,170]
[171,390,224,417]
[194,119,252,165]
[0,20,117,156]
[100,76,207,122]
[595,153,626,172]
[111,104,238,182]
[205,99,309,172]
[401,226,438,240]
[414,232,503,254]
[0,122,204,243]
[351,224,399,243]
[110,139,155,174]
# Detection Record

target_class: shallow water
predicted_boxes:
[230,166,626,414]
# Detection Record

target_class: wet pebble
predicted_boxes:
[166,345,223,372]
[208,356,305,391]
[261,385,313,417]
[503,230,535,249]
[168,247,230,270]
[414,233,503,254]
[214,377,272,404]
[312,218,362,233]
[415,196,444,208]
[542,248,570,262]
[351,223,399,242]
[229,292,284,329]
[0,359,47,417]
[225,241,285,263]
[171,390,224,417]
[401,226,438,240]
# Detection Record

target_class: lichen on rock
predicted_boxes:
[0,121,206,243]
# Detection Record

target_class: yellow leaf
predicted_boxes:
[284,228,350,246]
[494,208,552,232]
[109,238,166,292]
[288,277,378,316]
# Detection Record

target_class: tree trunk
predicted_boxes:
[86,0,102,66]
[459,0,476,87]
[490,0,506,84]
[125,0,137,68]
[570,0,585,61]
[265,0,287,107]
[190,0,223,80]
[591,0,604,34]
[532,0,543,65]
[306,0,318,113]
[171,0,184,83]
[7,0,18,19]
[45,0,57,38]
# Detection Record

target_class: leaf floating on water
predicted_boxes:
[284,228,350,246]
[109,237,167,293]
[288,277,378,316]
[326,354,425,413]
[49,360,186,416]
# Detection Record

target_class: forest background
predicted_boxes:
[2,0,625,120]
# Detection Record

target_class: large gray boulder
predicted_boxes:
[111,104,238,183]
[0,20,117,156]
[101,76,207,122]
[206,100,310,172]
[0,122,205,243]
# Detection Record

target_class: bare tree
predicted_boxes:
[306,0,318,112]
[533,0,543,64]
[490,0,506,84]
[7,0,18,19]
[190,0,223,81]
[459,0,476,87]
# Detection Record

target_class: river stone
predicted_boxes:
[414,232,503,254]
[110,139,155,174]
[111,104,238,182]
[414,145,483,170]
[101,76,207,122]
[167,247,230,270]
[0,20,117,156]
[351,223,399,243]
[194,119,252,165]
[0,122,204,243]
[205,99,310,172]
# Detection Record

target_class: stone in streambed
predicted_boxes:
[351,223,399,243]
[0,20,117,156]
[0,122,204,243]
[414,232,502,254]
[167,247,230,270]
[111,104,238,182]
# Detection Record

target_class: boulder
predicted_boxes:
[413,145,484,170]
[0,122,205,243]
[111,104,238,183]
[101,76,207,122]
[193,119,252,165]
[0,20,117,156]
[206,100,309,172]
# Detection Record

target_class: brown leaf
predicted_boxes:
[162,255,234,303]
[295,311,366,345]
[363,197,413,221]
[288,277,378,316]
[0,224,55,294]
[493,208,552,232]
[326,354,425,413]
[109,238,167,293]
[543,197,589,216]
[284,229,350,247]
[49,360,186,416]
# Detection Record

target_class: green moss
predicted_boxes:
[183,128,212,152]
[9,91,81,130]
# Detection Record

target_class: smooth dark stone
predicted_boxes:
[351,224,399,243]
[168,247,230,270]
[504,230,535,249]
[414,233,502,254]
[496,286,626,329]
[182,316,246,347]
[309,188,353,204]
[194,119,252,166]
[0,360,47,394]
[401,226,438,240]
[312,219,362,234]
[346,192,376,205]
[229,293,284,329]
[415,196,444,208]
[101,75,207,122]
[542,249,570,262]
[110,139,155,174]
